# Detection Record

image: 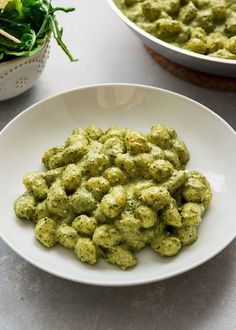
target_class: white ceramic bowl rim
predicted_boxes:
[107,0,236,66]
[1,83,236,286]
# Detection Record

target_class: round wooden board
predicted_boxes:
[145,46,236,92]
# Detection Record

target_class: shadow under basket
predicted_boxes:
[145,46,236,92]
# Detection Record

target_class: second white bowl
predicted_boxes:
[107,0,236,78]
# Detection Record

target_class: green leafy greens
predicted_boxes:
[0,0,77,62]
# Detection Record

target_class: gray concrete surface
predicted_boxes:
[0,1,236,329]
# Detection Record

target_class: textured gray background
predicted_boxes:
[1,1,236,329]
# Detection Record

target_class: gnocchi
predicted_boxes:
[14,124,212,270]
[116,0,236,59]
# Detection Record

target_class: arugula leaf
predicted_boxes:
[21,0,47,31]
[3,0,23,17]
[48,5,77,62]
[0,0,77,62]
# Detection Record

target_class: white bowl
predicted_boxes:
[107,0,236,78]
[0,39,50,101]
[0,83,236,286]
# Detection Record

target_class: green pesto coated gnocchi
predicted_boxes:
[56,224,78,249]
[42,167,65,186]
[101,186,126,218]
[181,202,204,226]
[35,217,57,248]
[14,193,36,220]
[151,233,182,256]
[93,224,122,248]
[62,164,82,192]
[182,177,207,202]
[85,177,110,201]
[162,202,182,227]
[47,179,69,217]
[135,153,154,179]
[175,225,198,245]
[83,152,109,177]
[115,153,137,177]
[34,200,50,223]
[139,186,171,210]
[134,204,157,228]
[116,215,148,251]
[42,146,64,169]
[72,215,97,236]
[105,245,137,270]
[70,188,97,214]
[15,124,212,270]
[158,236,182,257]
[86,124,104,140]
[124,130,149,154]
[116,0,236,59]
[149,159,174,182]
[102,137,125,158]
[75,237,98,265]
[103,167,127,186]
[163,149,181,169]
[23,172,48,201]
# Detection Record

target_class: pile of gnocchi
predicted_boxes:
[14,124,212,270]
[116,0,236,59]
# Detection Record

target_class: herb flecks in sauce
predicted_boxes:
[115,0,236,59]
[14,124,212,270]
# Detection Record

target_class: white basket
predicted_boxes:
[0,39,50,101]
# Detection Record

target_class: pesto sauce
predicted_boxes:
[115,0,236,59]
[14,124,212,270]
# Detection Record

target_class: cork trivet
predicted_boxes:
[145,46,236,92]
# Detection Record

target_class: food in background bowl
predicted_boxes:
[14,123,212,270]
[108,0,236,76]
[115,0,236,60]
